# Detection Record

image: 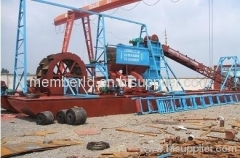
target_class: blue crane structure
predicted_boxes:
[13,0,28,94]
[6,0,240,117]
[207,56,240,91]
[16,0,184,94]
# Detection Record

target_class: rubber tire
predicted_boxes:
[66,107,87,125]
[36,111,54,125]
[56,109,68,124]
[86,141,110,150]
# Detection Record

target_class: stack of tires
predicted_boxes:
[36,107,87,125]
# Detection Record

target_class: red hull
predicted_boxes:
[5,90,240,118]
[7,95,137,117]
[1,96,18,113]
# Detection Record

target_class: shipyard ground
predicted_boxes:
[1,104,240,158]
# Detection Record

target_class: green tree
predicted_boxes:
[1,68,9,74]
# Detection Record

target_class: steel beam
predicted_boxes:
[13,0,27,93]
[32,0,144,26]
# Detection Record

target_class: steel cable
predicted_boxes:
[170,0,180,3]
[121,1,140,11]
[142,0,160,6]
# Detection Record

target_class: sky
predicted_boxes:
[1,0,240,78]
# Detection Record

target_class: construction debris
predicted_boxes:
[1,139,82,158]
[126,147,141,152]
[116,128,158,137]
[22,130,57,136]
[2,104,240,157]
[1,113,27,121]
[174,125,226,133]
[100,115,240,157]
[74,128,101,136]
[99,150,171,158]
[174,117,217,121]
[152,119,180,125]
[86,141,110,150]
[225,130,238,140]
[229,122,240,128]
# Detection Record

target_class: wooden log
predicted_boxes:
[207,136,240,142]
[200,128,212,137]
[116,128,157,136]
[174,118,216,121]
[145,124,167,130]
[229,123,240,128]
[181,126,225,133]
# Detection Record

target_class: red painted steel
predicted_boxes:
[5,90,239,117]
[82,16,95,75]
[82,16,94,62]
[7,96,136,117]
[107,64,148,83]
[61,11,76,53]
[213,65,221,90]
[1,96,18,113]
[213,64,240,90]
[162,45,240,90]
[131,71,144,83]
[134,99,141,113]
[36,53,87,95]
[56,0,140,71]
[54,0,140,26]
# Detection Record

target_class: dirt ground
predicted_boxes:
[1,104,240,158]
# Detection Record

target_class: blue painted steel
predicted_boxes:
[171,95,199,111]
[91,16,109,80]
[133,93,240,115]
[33,0,186,94]
[32,0,145,85]
[225,94,234,104]
[116,44,149,65]
[191,96,200,107]
[132,97,158,115]
[179,96,196,110]
[204,94,214,107]
[215,94,227,105]
[139,29,185,92]
[95,63,109,79]
[156,97,175,113]
[233,93,240,102]
[157,153,171,158]
[168,91,186,95]
[32,0,144,26]
[207,56,240,91]
[13,0,27,94]
[1,89,6,96]
[211,95,221,105]
[63,78,99,98]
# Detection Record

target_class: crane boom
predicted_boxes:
[52,0,141,75]
[54,0,140,26]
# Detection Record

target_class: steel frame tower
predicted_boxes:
[13,0,28,93]
[207,56,240,91]
[32,0,185,93]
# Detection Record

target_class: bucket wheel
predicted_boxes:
[36,52,87,95]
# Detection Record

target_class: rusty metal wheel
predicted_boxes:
[36,111,54,125]
[37,53,87,79]
[35,53,87,95]
[56,109,68,124]
[66,107,87,125]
